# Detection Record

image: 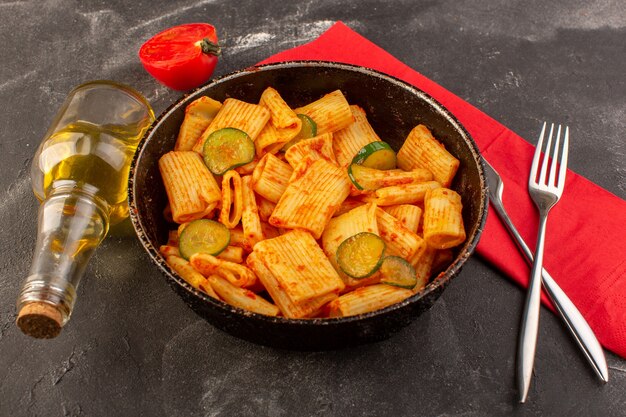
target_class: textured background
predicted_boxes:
[0,0,625,416]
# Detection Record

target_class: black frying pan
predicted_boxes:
[128,61,488,350]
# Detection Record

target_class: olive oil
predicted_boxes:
[34,120,147,224]
[17,81,154,338]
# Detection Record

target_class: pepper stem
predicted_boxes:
[200,38,221,56]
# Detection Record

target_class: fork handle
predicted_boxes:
[489,199,608,383]
[517,211,549,403]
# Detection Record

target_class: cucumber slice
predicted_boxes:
[297,114,317,138]
[336,232,385,278]
[203,128,255,175]
[352,141,397,170]
[281,114,317,151]
[347,163,379,191]
[178,219,230,260]
[380,256,417,289]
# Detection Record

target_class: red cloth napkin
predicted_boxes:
[258,21,626,358]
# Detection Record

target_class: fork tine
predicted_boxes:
[548,125,562,187]
[538,123,554,185]
[529,122,547,185]
[557,126,569,189]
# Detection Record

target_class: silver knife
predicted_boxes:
[482,157,608,383]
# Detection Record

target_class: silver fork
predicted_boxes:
[518,122,569,403]
[482,158,608,384]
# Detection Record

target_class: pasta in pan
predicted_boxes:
[158,87,466,318]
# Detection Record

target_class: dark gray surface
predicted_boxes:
[0,0,624,416]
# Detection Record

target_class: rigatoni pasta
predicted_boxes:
[269,159,351,239]
[383,204,422,234]
[423,187,466,249]
[157,87,468,318]
[322,203,380,287]
[375,208,427,261]
[333,105,381,167]
[216,245,245,264]
[348,166,433,190]
[159,151,221,223]
[327,284,413,317]
[159,244,180,258]
[247,230,344,318]
[409,245,437,293]
[251,153,293,203]
[397,124,460,187]
[208,275,280,316]
[284,133,336,171]
[219,170,243,229]
[175,96,222,151]
[294,90,354,135]
[165,255,218,299]
[247,251,338,318]
[255,87,302,155]
[190,252,257,288]
[259,87,301,129]
[255,121,294,156]
[333,198,368,217]
[364,181,441,206]
[234,159,259,175]
[241,175,264,251]
[193,98,270,153]
[252,230,345,304]
[256,197,276,222]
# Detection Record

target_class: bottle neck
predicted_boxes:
[16,187,109,338]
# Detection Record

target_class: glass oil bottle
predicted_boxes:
[16,81,154,338]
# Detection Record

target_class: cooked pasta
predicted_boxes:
[207,275,280,316]
[255,87,302,155]
[247,251,338,318]
[423,187,466,249]
[255,121,296,156]
[383,204,422,234]
[256,197,277,222]
[190,252,257,288]
[410,245,437,292]
[193,98,270,153]
[159,151,221,223]
[269,159,351,239]
[158,88,468,318]
[175,96,222,151]
[284,133,336,170]
[375,208,426,261]
[159,244,180,258]
[363,181,441,206]
[349,167,433,190]
[397,124,460,187]
[216,245,245,264]
[327,284,413,317]
[321,203,379,287]
[251,153,293,203]
[259,87,301,129]
[333,198,367,217]
[247,230,344,318]
[219,170,243,229]
[165,255,218,299]
[241,175,264,251]
[294,90,354,135]
[333,105,381,167]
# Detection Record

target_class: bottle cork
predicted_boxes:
[16,302,63,339]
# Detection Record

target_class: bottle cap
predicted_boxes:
[16,302,63,338]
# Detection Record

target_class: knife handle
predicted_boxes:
[490,199,609,383]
